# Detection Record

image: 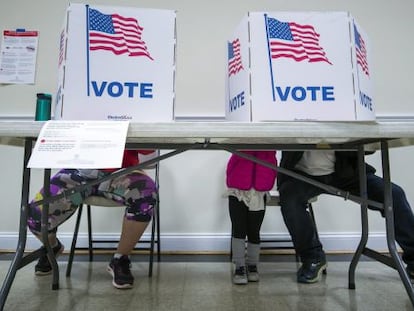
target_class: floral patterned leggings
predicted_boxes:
[27,169,157,235]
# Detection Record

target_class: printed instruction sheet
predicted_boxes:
[28,120,129,169]
[0,29,39,84]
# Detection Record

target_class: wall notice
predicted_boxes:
[0,29,39,84]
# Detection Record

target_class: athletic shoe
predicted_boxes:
[247,265,259,282]
[107,255,134,289]
[297,259,327,283]
[233,266,248,285]
[34,240,64,276]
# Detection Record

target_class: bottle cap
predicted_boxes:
[37,93,52,100]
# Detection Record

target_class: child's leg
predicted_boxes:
[246,209,265,266]
[228,196,248,267]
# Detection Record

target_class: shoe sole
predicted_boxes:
[34,245,64,276]
[34,270,53,276]
[233,279,248,285]
[247,276,259,282]
[233,274,248,285]
[106,266,134,289]
[297,263,328,284]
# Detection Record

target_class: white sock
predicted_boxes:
[113,253,126,259]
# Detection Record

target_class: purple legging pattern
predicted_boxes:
[27,169,157,235]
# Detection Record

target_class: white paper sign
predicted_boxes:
[28,120,129,169]
[0,29,39,84]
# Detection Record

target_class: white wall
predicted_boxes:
[1,0,414,252]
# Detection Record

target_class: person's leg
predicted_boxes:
[31,228,64,276]
[228,195,248,285]
[28,169,87,275]
[279,177,324,262]
[229,196,248,266]
[28,169,87,236]
[246,209,265,264]
[246,207,265,282]
[279,175,326,283]
[363,174,414,268]
[102,171,157,289]
[117,218,149,254]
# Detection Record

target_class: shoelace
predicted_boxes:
[117,258,132,274]
[235,267,246,275]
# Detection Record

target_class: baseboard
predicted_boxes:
[0,232,391,253]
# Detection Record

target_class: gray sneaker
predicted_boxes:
[247,265,259,282]
[233,266,248,285]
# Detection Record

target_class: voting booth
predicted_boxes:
[55,3,176,121]
[225,11,375,121]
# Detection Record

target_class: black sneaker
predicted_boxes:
[34,240,64,276]
[107,255,134,289]
[297,258,327,283]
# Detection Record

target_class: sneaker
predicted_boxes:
[247,265,259,282]
[233,266,248,285]
[34,240,64,276]
[107,255,134,289]
[297,258,327,284]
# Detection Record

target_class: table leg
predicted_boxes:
[0,138,33,310]
[348,146,369,289]
[41,169,59,290]
[381,141,414,305]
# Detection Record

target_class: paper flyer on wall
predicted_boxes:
[0,29,39,84]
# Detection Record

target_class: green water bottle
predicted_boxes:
[35,93,52,121]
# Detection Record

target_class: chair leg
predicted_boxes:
[148,208,156,277]
[147,163,161,277]
[155,196,161,262]
[155,165,161,262]
[229,237,233,262]
[87,205,93,262]
[66,204,83,277]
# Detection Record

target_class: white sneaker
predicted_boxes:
[233,266,248,285]
[247,265,259,282]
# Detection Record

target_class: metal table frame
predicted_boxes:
[1,120,414,309]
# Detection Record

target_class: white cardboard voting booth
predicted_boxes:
[55,3,176,121]
[225,11,375,122]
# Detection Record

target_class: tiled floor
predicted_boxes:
[0,254,412,311]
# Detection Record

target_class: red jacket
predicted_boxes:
[226,151,277,191]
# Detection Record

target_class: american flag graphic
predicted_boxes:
[354,24,369,76]
[88,8,153,59]
[228,39,243,76]
[266,16,331,64]
[58,30,65,66]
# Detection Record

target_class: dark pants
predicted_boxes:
[278,172,414,264]
[228,196,265,244]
